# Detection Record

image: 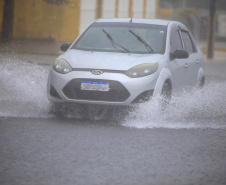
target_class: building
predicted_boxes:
[0,0,158,42]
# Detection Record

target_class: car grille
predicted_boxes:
[62,79,130,102]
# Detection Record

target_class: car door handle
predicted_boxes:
[184,63,189,68]
[196,59,200,64]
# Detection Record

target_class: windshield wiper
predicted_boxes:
[129,30,154,53]
[102,29,130,53]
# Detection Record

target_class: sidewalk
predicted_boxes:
[0,38,226,65]
[199,41,226,62]
[0,39,64,56]
[0,39,64,65]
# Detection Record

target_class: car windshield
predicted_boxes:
[72,22,167,54]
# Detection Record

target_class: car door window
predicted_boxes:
[180,31,196,53]
[170,26,183,53]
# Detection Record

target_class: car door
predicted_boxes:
[180,30,200,86]
[169,25,189,90]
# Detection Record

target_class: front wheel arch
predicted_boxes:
[153,68,173,97]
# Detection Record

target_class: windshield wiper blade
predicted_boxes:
[129,30,154,53]
[102,29,130,53]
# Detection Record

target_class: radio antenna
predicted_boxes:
[130,12,134,23]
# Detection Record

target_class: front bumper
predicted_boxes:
[47,69,157,106]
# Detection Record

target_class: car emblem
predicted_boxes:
[91,70,103,75]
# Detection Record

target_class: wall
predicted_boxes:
[0,0,80,42]
[218,15,226,38]
[80,0,157,33]
[0,0,157,42]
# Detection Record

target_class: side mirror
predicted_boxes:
[170,49,189,60]
[60,42,72,52]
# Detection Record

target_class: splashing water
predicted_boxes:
[0,54,51,118]
[0,54,226,129]
[123,83,226,129]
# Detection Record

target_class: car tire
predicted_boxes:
[160,81,172,110]
[198,77,205,89]
[49,102,69,118]
[49,102,90,118]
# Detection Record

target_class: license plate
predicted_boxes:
[81,81,110,91]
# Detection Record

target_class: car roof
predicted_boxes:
[95,18,171,26]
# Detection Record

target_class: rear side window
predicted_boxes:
[170,26,183,53]
[181,31,196,53]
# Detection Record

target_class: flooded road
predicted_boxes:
[0,54,226,185]
[0,54,226,128]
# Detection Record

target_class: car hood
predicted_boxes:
[60,49,164,71]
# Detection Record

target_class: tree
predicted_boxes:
[1,0,15,43]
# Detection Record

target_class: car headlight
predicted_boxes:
[52,58,72,74]
[125,62,158,78]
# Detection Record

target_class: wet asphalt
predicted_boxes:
[0,117,226,185]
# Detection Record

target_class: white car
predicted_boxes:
[47,18,205,107]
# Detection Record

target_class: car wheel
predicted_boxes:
[160,81,172,110]
[198,77,205,89]
[49,102,69,118]
[50,103,90,118]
